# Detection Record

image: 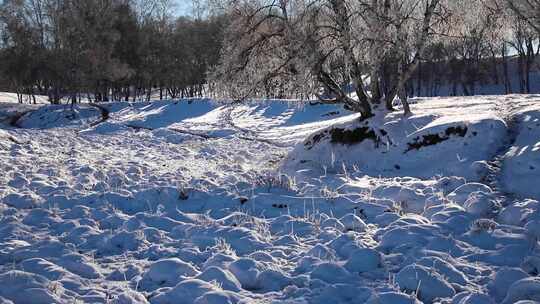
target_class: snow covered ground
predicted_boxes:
[0,96,539,303]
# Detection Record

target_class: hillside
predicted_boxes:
[0,96,539,303]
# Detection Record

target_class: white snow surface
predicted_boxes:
[0,95,540,303]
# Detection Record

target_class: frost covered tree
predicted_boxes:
[488,0,540,93]
[442,0,506,95]
[504,0,540,34]
[211,0,448,118]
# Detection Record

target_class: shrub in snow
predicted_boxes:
[395,264,455,303]
[339,214,367,232]
[149,279,216,304]
[366,292,421,304]
[464,192,500,217]
[502,277,540,304]
[344,248,382,273]
[227,258,264,290]
[141,258,199,289]
[195,267,242,292]
[470,219,498,233]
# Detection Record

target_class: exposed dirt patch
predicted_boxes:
[405,125,468,153]
[88,103,110,126]
[330,127,380,145]
[322,111,340,117]
[305,132,328,150]
[305,126,384,150]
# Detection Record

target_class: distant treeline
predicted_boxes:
[0,0,225,104]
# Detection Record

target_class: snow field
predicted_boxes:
[0,96,540,303]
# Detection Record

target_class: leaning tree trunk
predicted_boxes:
[385,0,441,114]
[329,0,373,118]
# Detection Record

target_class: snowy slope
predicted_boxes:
[0,96,540,304]
[282,97,512,181]
[501,100,540,199]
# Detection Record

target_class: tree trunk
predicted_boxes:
[502,45,511,94]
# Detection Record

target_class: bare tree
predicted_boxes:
[211,0,448,118]
[504,0,540,34]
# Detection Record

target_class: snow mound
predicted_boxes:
[366,292,421,304]
[396,264,455,303]
[3,193,44,209]
[339,214,367,232]
[227,258,265,290]
[141,258,199,289]
[0,270,72,303]
[149,279,220,304]
[488,267,529,301]
[502,277,540,304]
[195,267,242,292]
[343,248,382,273]
[111,291,149,304]
[282,98,507,181]
[17,104,103,128]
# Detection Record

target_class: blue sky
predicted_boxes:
[175,1,192,16]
